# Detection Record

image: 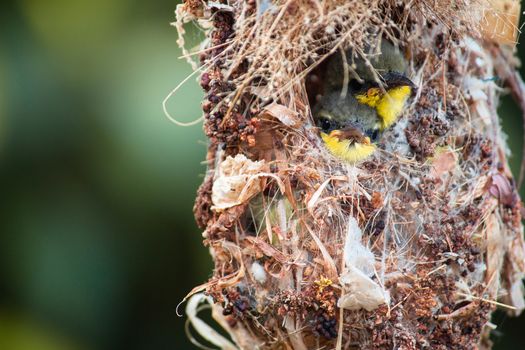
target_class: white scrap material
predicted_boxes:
[186,293,239,350]
[343,216,375,276]
[211,154,267,211]
[250,261,267,284]
[338,266,390,311]
[207,1,235,11]
[463,37,484,55]
[464,77,488,101]
[276,199,288,234]
[463,68,494,126]
[338,217,389,311]
[386,118,410,156]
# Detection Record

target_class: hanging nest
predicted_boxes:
[175,0,525,349]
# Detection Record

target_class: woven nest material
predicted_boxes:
[174,1,525,349]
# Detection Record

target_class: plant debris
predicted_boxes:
[174,0,525,348]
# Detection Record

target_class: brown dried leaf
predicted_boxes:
[484,211,505,299]
[244,236,289,264]
[262,103,302,127]
[502,226,525,315]
[488,173,516,206]
[211,154,267,211]
[371,192,383,209]
[430,149,458,179]
[481,0,521,45]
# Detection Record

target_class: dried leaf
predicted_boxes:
[262,103,302,127]
[430,148,458,179]
[244,236,289,264]
[484,212,505,298]
[481,0,521,45]
[371,192,383,209]
[186,293,239,350]
[489,173,516,206]
[502,229,525,315]
[211,154,267,211]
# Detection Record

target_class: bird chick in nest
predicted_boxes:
[314,39,416,163]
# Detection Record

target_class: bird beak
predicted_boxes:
[332,127,368,144]
[329,130,342,138]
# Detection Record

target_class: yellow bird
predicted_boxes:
[313,40,415,163]
[314,91,380,163]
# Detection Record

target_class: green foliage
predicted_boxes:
[0,1,210,349]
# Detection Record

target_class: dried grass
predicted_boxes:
[174,0,525,348]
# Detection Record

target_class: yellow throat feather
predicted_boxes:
[355,85,412,130]
[321,132,376,163]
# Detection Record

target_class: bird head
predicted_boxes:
[354,71,416,130]
[312,39,416,162]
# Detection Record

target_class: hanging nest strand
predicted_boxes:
[176,0,525,349]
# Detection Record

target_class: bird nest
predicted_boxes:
[174,1,525,349]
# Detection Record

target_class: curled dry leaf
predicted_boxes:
[186,293,239,350]
[484,211,505,298]
[503,232,525,314]
[489,173,516,206]
[244,236,289,264]
[261,103,303,128]
[211,154,267,211]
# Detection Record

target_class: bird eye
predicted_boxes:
[315,111,334,132]
[370,129,380,143]
[317,117,332,131]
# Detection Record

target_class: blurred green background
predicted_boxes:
[0,1,523,349]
